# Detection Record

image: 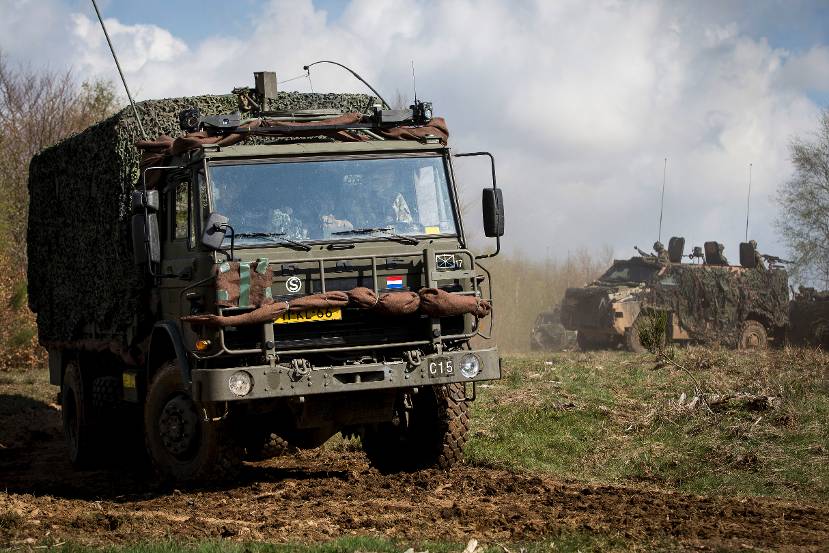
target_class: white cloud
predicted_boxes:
[2,0,827,263]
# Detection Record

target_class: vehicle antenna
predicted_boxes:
[303,60,390,109]
[658,157,667,243]
[411,60,417,104]
[90,0,147,140]
[745,163,752,241]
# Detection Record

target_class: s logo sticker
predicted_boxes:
[285,276,302,293]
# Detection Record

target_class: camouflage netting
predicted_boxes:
[27,91,375,344]
[650,267,790,346]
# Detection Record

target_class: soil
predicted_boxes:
[1,396,828,551]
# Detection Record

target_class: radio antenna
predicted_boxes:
[90,0,147,140]
[745,163,752,241]
[411,60,417,104]
[658,157,667,243]
[303,60,390,109]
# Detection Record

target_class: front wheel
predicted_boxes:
[144,361,241,482]
[362,384,469,473]
[738,320,768,350]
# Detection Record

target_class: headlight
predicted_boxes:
[228,371,253,396]
[460,354,480,379]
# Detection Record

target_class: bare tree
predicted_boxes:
[0,53,120,245]
[776,109,829,288]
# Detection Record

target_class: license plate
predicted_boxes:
[275,307,342,324]
[428,357,454,378]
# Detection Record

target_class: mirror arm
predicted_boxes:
[455,151,501,260]
[215,222,236,261]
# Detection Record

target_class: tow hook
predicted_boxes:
[404,349,423,370]
[289,358,311,382]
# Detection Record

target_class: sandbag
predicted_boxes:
[418,288,492,318]
[214,259,272,308]
[347,287,420,315]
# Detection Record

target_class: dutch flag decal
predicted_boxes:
[386,276,404,289]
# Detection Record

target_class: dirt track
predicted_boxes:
[2,396,829,551]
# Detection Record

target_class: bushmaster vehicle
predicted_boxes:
[28,72,503,480]
[561,238,789,351]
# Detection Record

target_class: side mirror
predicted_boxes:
[130,190,161,266]
[482,188,504,238]
[132,213,160,265]
[202,212,230,250]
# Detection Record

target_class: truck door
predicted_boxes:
[158,178,200,325]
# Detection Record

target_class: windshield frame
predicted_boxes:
[204,152,463,249]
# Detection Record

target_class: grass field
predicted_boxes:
[467,347,829,502]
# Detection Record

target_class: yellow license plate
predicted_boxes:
[275,307,342,324]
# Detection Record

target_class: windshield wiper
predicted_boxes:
[331,227,419,245]
[235,232,311,251]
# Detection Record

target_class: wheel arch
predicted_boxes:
[743,312,772,330]
[147,321,191,385]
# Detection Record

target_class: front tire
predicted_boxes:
[144,361,241,482]
[738,320,768,350]
[362,384,469,473]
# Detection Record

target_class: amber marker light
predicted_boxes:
[195,339,212,352]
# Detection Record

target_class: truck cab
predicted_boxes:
[127,115,502,479]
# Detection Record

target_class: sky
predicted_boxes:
[2,0,828,263]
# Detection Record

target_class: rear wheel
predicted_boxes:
[144,361,241,482]
[362,384,469,473]
[739,320,768,350]
[61,363,101,468]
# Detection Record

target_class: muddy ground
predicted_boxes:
[1,393,828,551]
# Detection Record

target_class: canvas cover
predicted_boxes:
[27,91,376,343]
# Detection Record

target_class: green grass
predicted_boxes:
[466,348,829,502]
[47,533,640,553]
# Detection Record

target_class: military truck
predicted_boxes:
[560,238,789,352]
[530,306,577,351]
[27,72,503,480]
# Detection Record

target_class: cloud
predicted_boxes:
[2,0,827,263]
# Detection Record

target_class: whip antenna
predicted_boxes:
[745,163,752,241]
[90,0,147,140]
[303,60,390,109]
[658,157,667,243]
[411,60,417,104]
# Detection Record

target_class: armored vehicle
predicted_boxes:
[560,238,789,352]
[27,72,503,480]
[530,307,577,351]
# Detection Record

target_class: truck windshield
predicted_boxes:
[598,262,658,284]
[208,156,457,245]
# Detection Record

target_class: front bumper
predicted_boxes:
[191,347,500,402]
